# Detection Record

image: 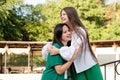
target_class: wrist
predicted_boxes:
[68,60,73,64]
[57,49,60,53]
[56,49,59,54]
[69,58,74,62]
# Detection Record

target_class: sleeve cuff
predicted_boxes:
[42,43,52,60]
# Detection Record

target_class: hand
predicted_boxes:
[47,46,54,52]
[48,46,59,55]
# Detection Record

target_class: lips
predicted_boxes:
[62,19,66,23]
[67,35,71,39]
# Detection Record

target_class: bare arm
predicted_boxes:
[55,60,72,75]
[54,48,80,75]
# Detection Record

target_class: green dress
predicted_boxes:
[41,43,67,80]
[74,64,103,80]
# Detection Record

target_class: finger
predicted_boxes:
[51,46,54,49]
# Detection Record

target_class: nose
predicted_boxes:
[67,31,71,36]
[61,15,63,19]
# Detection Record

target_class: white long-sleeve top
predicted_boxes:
[42,27,97,73]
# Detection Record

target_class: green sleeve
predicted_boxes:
[48,43,63,68]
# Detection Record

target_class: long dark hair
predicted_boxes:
[52,23,69,47]
[61,7,98,62]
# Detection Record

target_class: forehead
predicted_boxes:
[61,10,66,14]
[62,25,69,30]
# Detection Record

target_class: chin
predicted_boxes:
[62,21,67,23]
[62,22,65,23]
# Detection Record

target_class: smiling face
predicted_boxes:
[53,23,71,46]
[60,10,69,24]
[61,25,71,45]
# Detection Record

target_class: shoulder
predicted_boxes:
[74,26,86,35]
[53,43,61,49]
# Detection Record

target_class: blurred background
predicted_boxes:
[0,0,120,80]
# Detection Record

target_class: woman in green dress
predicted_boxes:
[41,23,80,80]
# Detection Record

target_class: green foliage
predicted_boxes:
[0,0,120,41]
[0,0,24,40]
[116,2,120,9]
[2,9,24,40]
[7,54,45,66]
[40,0,106,41]
[100,13,120,40]
[7,54,28,66]
[0,1,44,41]
[33,56,46,67]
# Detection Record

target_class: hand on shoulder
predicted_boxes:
[48,46,59,55]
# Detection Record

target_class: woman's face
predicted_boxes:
[61,10,69,24]
[61,25,71,45]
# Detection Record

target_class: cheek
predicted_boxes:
[62,34,66,41]
[61,35,65,40]
[66,15,69,21]
[66,18,70,23]
[63,34,70,41]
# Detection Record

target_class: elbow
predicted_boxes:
[56,70,63,75]
[55,66,64,75]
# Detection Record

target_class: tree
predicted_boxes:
[40,0,106,41]
[0,0,120,41]
[0,0,24,40]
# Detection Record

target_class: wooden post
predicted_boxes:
[27,45,31,73]
[4,44,8,74]
[112,42,118,60]
[30,50,33,72]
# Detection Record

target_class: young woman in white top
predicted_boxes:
[42,7,103,80]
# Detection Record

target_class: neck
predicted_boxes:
[62,41,67,46]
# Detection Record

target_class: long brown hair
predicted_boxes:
[61,7,98,62]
